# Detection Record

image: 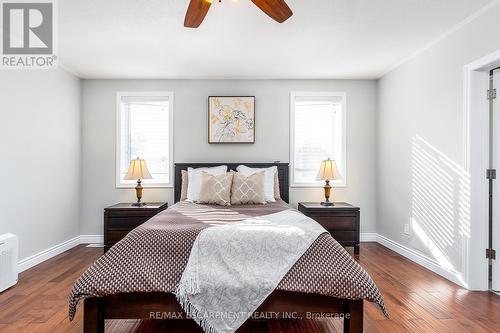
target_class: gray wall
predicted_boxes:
[0,69,81,260]
[80,79,378,235]
[377,2,500,285]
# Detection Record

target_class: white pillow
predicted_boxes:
[236,165,277,202]
[187,165,227,202]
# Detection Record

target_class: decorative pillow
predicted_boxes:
[231,171,266,205]
[187,165,227,202]
[236,165,277,202]
[274,171,281,199]
[198,172,233,206]
[180,170,189,201]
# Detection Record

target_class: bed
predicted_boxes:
[71,162,386,333]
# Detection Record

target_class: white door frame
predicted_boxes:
[464,49,500,290]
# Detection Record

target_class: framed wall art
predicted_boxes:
[208,96,255,144]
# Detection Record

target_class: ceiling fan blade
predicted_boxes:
[251,0,293,23]
[184,0,212,28]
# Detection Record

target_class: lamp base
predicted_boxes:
[132,179,146,207]
[321,180,334,206]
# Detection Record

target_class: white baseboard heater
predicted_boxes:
[0,233,18,292]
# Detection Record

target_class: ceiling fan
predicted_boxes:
[184,0,293,28]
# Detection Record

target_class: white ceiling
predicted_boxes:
[59,0,493,79]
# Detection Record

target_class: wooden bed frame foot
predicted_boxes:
[84,298,104,333]
[81,293,363,333]
[344,300,363,333]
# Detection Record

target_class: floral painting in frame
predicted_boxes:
[208,96,255,143]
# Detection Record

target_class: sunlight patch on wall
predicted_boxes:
[410,135,470,282]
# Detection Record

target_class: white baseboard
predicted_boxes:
[17,232,466,288]
[17,236,81,273]
[80,234,104,244]
[17,235,104,273]
[376,234,467,288]
[360,233,377,242]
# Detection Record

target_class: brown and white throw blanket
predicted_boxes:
[69,200,387,324]
[176,209,327,333]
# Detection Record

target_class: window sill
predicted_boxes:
[116,184,174,189]
[291,182,347,188]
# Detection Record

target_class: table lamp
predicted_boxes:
[124,157,152,206]
[316,158,341,206]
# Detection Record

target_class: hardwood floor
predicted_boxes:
[1,243,499,332]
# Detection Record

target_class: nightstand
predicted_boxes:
[104,202,168,252]
[298,202,360,255]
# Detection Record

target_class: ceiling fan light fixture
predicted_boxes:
[185,0,292,28]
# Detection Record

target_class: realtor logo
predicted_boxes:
[1,0,57,68]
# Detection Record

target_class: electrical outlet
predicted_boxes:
[404,224,410,235]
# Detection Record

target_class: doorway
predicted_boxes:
[490,67,500,291]
[463,50,500,291]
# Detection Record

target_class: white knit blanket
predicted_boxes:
[175,209,326,333]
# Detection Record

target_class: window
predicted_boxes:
[290,92,346,187]
[116,92,174,188]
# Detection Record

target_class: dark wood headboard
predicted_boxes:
[174,163,289,203]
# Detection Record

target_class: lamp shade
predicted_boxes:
[124,158,152,180]
[316,158,341,181]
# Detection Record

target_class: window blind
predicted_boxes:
[118,96,171,186]
[292,95,344,185]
